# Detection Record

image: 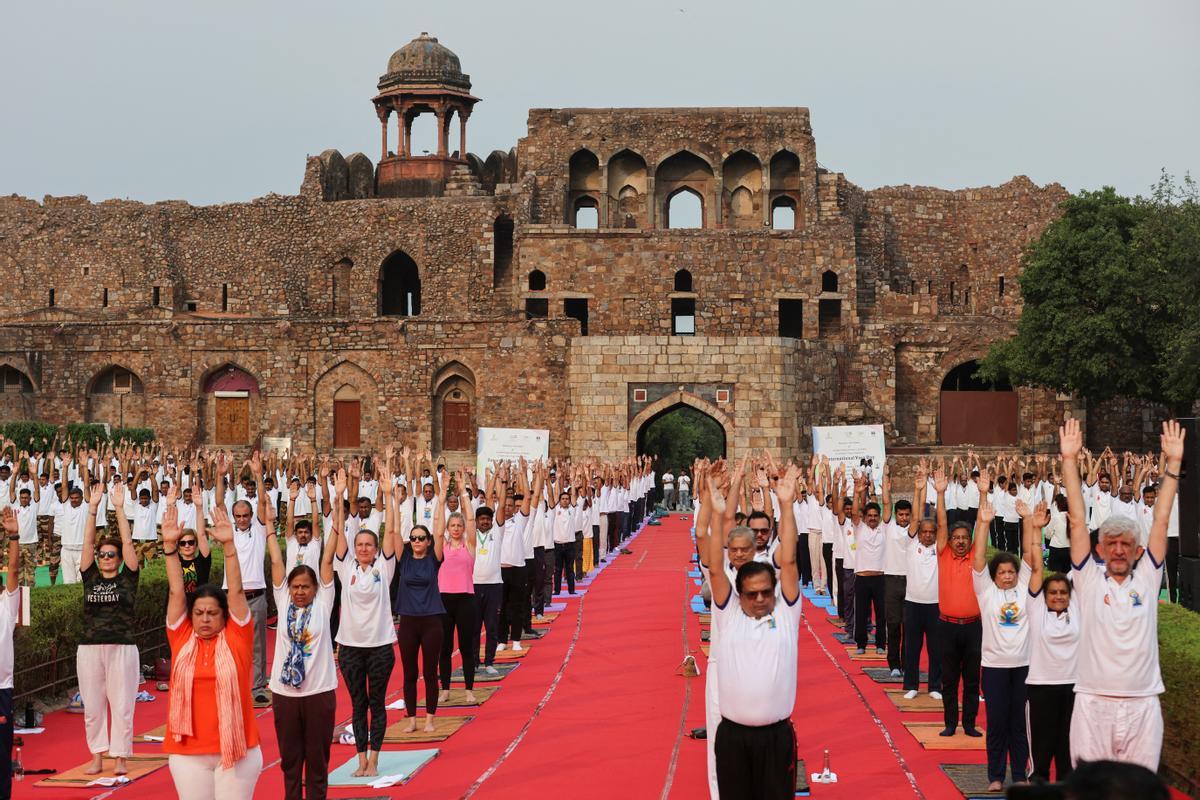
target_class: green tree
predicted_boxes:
[980,174,1200,414]
[640,407,725,474]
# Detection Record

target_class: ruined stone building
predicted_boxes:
[1,33,1130,460]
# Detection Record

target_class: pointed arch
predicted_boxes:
[432,361,477,454]
[313,360,379,451]
[379,250,420,316]
[628,390,733,455]
[723,150,762,228]
[655,150,714,229]
[0,363,36,424]
[86,364,145,428]
[199,363,259,446]
[607,149,648,227]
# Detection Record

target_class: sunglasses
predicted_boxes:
[741,589,774,601]
[179,540,197,547]
[97,551,120,559]
[749,527,771,534]
[410,535,430,543]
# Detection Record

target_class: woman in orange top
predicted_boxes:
[161,488,262,800]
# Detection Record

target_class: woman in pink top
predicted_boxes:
[438,470,478,704]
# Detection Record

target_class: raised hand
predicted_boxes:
[1161,420,1186,465]
[109,482,127,509]
[334,468,348,497]
[1015,499,1032,518]
[977,494,996,526]
[1059,418,1083,461]
[775,463,801,504]
[89,483,104,508]
[209,507,234,544]
[1,507,17,536]
[162,503,181,546]
[975,466,991,495]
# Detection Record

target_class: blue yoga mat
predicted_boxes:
[690,596,708,613]
[328,748,439,787]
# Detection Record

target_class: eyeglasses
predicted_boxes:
[741,589,774,601]
[410,535,429,543]
[179,540,197,547]
[97,551,120,559]
[749,527,771,534]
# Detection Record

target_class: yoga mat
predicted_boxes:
[863,667,925,684]
[532,612,560,625]
[494,643,531,660]
[700,629,710,642]
[689,596,707,613]
[885,689,945,712]
[334,716,473,745]
[327,748,439,788]
[847,648,888,661]
[133,724,166,743]
[545,602,567,612]
[903,721,986,750]
[35,754,168,787]
[687,569,701,578]
[552,589,587,598]
[698,613,711,625]
[453,661,518,682]
[939,763,1008,798]
[520,629,544,641]
[806,597,832,608]
[794,758,809,796]
[422,686,499,708]
[831,631,854,644]
[828,609,844,621]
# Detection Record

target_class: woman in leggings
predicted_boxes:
[333,466,396,778]
[439,470,478,704]
[393,470,446,733]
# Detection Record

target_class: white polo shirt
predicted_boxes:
[551,504,575,545]
[224,520,267,591]
[0,589,20,689]
[1072,553,1163,697]
[973,560,1032,668]
[286,535,323,573]
[903,535,939,604]
[14,503,38,545]
[883,520,909,576]
[54,500,90,548]
[131,501,159,541]
[473,523,504,584]
[1026,588,1079,685]
[713,586,802,726]
[334,553,397,648]
[499,512,529,568]
[853,521,886,573]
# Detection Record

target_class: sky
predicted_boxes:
[2,0,1196,206]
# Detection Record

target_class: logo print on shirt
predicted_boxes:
[1129,590,1143,607]
[998,600,1021,627]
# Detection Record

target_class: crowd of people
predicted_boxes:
[690,419,1185,798]
[0,439,656,799]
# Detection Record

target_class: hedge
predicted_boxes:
[1159,602,1200,795]
[13,550,224,704]
[0,420,156,456]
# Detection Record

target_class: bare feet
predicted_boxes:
[438,689,450,703]
[987,781,1003,792]
[363,751,380,778]
[402,716,418,734]
[113,757,128,776]
[423,715,437,733]
[350,754,368,778]
[464,690,477,705]
[84,754,105,775]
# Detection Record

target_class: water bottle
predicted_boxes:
[820,748,832,780]
[14,745,23,781]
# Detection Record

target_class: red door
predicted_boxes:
[333,400,361,449]
[443,400,470,451]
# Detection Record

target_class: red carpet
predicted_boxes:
[10,515,1193,799]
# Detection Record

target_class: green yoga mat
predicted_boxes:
[328,749,439,788]
[939,763,1009,798]
[453,661,518,682]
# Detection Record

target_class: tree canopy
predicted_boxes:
[638,406,725,473]
[980,174,1200,413]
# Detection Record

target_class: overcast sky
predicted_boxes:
[2,0,1196,205]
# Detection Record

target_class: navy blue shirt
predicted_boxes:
[395,547,445,616]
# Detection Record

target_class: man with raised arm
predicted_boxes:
[706,455,801,799]
[1060,418,1183,771]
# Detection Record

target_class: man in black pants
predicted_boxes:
[498,464,540,651]
[472,505,505,676]
[850,473,887,654]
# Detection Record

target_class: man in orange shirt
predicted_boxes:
[932,466,983,738]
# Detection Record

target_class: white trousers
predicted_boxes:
[597,516,609,560]
[705,656,720,799]
[1070,693,1162,772]
[169,746,263,800]
[76,643,140,757]
[808,529,825,590]
[60,546,83,584]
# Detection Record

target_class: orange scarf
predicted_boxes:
[168,629,247,769]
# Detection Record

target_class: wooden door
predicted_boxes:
[939,391,1018,446]
[334,400,361,449]
[443,400,471,451]
[214,396,250,444]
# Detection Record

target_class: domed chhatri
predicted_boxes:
[379,32,472,93]
[372,33,481,197]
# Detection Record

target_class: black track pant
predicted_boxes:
[473,582,503,667]
[1167,537,1180,603]
[939,618,981,731]
[499,563,529,643]
[554,541,576,593]
[884,574,906,670]
[398,614,443,716]
[339,644,395,752]
[574,531,584,579]
[822,543,834,597]
[1027,682,1074,782]
[714,717,796,800]
[981,666,1029,784]
[440,592,476,690]
[854,573,886,651]
[273,689,336,800]
[902,601,941,692]
[797,532,813,586]
[531,546,549,615]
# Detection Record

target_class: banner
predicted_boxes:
[476,427,550,488]
[811,424,887,494]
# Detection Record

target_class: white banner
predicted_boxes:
[811,424,887,494]
[476,427,550,488]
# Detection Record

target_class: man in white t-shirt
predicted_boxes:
[678,472,692,511]
[662,471,676,511]
[706,460,802,799]
[1061,419,1183,771]
[222,455,271,703]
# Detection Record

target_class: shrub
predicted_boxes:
[63,423,110,450]
[112,427,157,446]
[0,421,58,454]
[0,420,156,459]
[1159,602,1200,795]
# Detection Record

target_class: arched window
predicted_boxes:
[493,215,514,288]
[940,361,1012,391]
[90,366,144,395]
[771,197,797,230]
[940,360,1017,445]
[0,366,33,394]
[822,270,839,293]
[730,187,753,218]
[86,365,145,428]
[528,270,546,291]
[203,364,258,445]
[608,149,648,227]
[569,149,602,226]
[666,188,704,229]
[573,197,599,229]
[379,251,420,316]
[406,109,438,156]
[332,258,353,317]
[674,269,693,292]
[433,361,476,454]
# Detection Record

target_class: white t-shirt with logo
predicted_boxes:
[972,560,1032,668]
[902,535,939,604]
[1072,553,1163,697]
[713,586,802,726]
[1026,588,1080,685]
[270,579,338,697]
[334,553,397,648]
[472,525,504,584]
[0,589,20,689]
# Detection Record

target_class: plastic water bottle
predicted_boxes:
[14,745,23,781]
[820,749,832,780]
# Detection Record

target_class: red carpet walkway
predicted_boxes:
[12,515,1184,798]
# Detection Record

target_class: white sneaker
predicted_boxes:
[536,614,545,622]
[512,642,523,652]
[485,665,499,676]
[496,643,506,652]
[930,691,943,701]
[903,690,919,700]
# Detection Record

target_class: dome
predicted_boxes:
[379,33,471,92]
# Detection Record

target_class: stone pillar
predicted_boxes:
[646,176,656,227]
[458,110,467,158]
[761,164,772,227]
[403,113,412,157]
[378,109,389,162]
[599,162,609,228]
[436,109,448,157]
